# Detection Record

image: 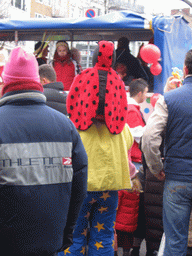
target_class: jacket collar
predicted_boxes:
[43,81,64,91]
[0,91,46,106]
[183,75,192,84]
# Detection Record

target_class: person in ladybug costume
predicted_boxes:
[64,40,134,256]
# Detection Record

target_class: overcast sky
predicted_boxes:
[137,0,191,15]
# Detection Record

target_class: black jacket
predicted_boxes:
[43,81,68,115]
[116,48,149,82]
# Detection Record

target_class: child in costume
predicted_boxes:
[115,158,140,256]
[64,40,134,256]
[52,40,79,91]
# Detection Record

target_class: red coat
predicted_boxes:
[53,52,77,91]
[127,104,145,163]
[115,190,140,233]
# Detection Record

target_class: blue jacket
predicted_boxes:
[164,76,192,182]
[0,90,88,255]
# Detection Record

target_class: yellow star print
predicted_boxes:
[80,246,86,255]
[113,221,115,229]
[94,222,105,232]
[112,239,115,248]
[64,247,71,255]
[81,228,88,237]
[84,211,90,219]
[98,206,108,214]
[94,241,104,250]
[100,192,111,201]
[89,198,97,204]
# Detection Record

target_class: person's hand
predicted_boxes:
[154,170,165,181]
[164,76,181,92]
[131,175,143,193]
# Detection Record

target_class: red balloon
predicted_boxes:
[150,93,161,107]
[140,44,161,64]
[150,62,162,76]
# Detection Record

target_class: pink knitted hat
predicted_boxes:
[2,47,40,85]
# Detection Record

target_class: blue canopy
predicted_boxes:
[153,15,192,94]
[0,11,153,42]
[0,11,191,94]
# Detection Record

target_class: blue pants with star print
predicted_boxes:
[59,191,118,256]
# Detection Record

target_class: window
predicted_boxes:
[35,13,44,18]
[11,0,25,11]
[36,0,51,5]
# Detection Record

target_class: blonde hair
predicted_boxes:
[56,41,69,51]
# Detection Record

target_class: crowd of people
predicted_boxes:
[0,37,191,256]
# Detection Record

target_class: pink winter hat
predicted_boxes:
[2,46,40,85]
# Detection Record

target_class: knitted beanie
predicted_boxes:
[2,47,40,85]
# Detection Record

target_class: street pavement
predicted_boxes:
[117,239,147,256]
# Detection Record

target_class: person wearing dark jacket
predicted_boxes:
[34,41,49,66]
[0,46,88,256]
[39,64,68,115]
[116,37,148,82]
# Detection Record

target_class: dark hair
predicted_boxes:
[35,41,45,51]
[184,49,192,75]
[39,64,56,83]
[129,78,148,97]
[118,37,129,49]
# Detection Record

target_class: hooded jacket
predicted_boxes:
[43,81,68,115]
[53,51,78,91]
[0,90,87,256]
